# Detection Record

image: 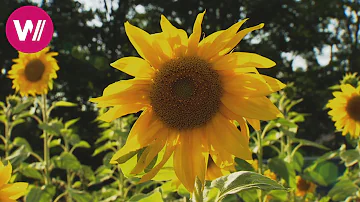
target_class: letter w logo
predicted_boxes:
[13,20,46,41]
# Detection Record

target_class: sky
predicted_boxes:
[31,0,331,70]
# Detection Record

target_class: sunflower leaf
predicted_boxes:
[340,149,360,167]
[207,171,287,202]
[268,157,296,188]
[53,101,77,108]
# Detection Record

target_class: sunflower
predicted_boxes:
[0,161,28,201]
[327,84,360,138]
[91,11,285,192]
[295,176,316,197]
[8,47,59,96]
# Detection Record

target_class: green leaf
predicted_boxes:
[80,165,95,182]
[128,190,163,202]
[92,141,118,156]
[65,118,80,129]
[340,149,360,167]
[11,118,25,128]
[268,157,296,188]
[49,139,62,148]
[328,179,358,201]
[68,133,81,145]
[293,151,304,172]
[53,101,77,107]
[6,146,30,167]
[13,137,32,152]
[304,170,327,186]
[52,152,81,171]
[25,185,56,202]
[192,177,204,202]
[68,188,93,202]
[314,161,338,185]
[73,140,91,149]
[12,100,33,114]
[38,122,63,136]
[234,158,255,171]
[305,150,339,171]
[20,164,43,181]
[208,171,286,201]
[292,138,329,150]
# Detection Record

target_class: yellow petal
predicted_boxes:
[207,114,252,161]
[246,118,261,131]
[223,73,285,97]
[98,104,146,122]
[125,22,162,68]
[206,158,230,181]
[340,84,357,97]
[216,23,264,58]
[160,15,188,56]
[110,57,155,78]
[139,132,179,183]
[187,11,206,55]
[173,130,208,192]
[198,19,248,60]
[221,94,283,120]
[0,182,28,200]
[130,128,168,174]
[90,79,151,107]
[110,109,162,164]
[0,163,12,187]
[213,52,276,70]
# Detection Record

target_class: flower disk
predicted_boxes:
[150,56,222,130]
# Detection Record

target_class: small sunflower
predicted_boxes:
[327,84,360,138]
[8,47,59,96]
[91,11,285,192]
[263,169,276,181]
[0,161,28,201]
[295,176,316,197]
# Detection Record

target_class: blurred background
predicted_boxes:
[0,0,359,200]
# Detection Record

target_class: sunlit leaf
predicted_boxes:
[53,101,77,107]
[208,171,287,201]
[73,140,91,149]
[25,185,56,202]
[340,149,360,167]
[68,188,93,202]
[328,179,358,201]
[52,152,81,171]
[20,164,43,181]
[129,189,163,202]
[49,139,62,148]
[65,118,80,129]
[13,137,32,152]
[292,151,304,172]
[292,138,329,150]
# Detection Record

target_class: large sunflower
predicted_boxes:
[91,11,285,192]
[0,161,28,202]
[8,47,59,96]
[327,84,360,138]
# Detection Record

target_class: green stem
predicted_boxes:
[66,172,73,202]
[53,192,67,202]
[256,130,263,202]
[4,122,10,158]
[41,94,50,185]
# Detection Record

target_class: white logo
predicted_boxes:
[13,20,46,41]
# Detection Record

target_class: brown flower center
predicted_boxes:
[24,59,45,82]
[297,178,311,191]
[346,95,360,122]
[150,56,223,131]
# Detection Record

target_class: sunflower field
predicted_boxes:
[1,0,360,202]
